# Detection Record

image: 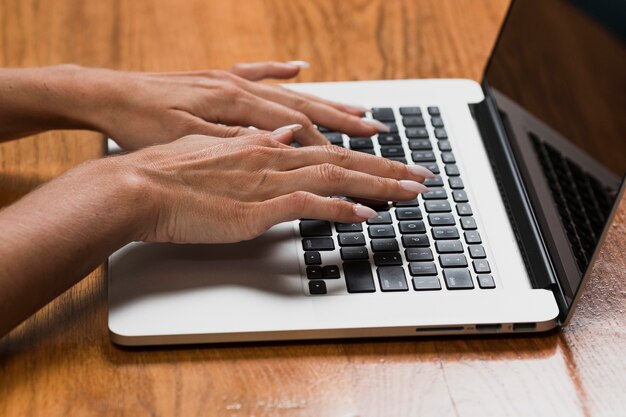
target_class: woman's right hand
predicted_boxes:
[118,126,433,244]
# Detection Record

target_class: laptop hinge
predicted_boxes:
[469,86,568,322]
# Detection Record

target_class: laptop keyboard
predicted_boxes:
[529,133,614,273]
[300,106,497,295]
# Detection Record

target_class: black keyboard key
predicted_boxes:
[394,198,420,207]
[464,230,482,244]
[384,122,398,132]
[380,146,405,157]
[323,132,343,145]
[349,137,373,149]
[452,190,468,202]
[368,225,396,238]
[406,127,429,138]
[441,152,456,164]
[460,217,477,230]
[400,106,422,116]
[435,240,463,253]
[374,252,403,266]
[343,261,376,293]
[306,266,323,279]
[412,276,442,291]
[468,245,486,258]
[339,232,366,246]
[323,265,341,279]
[421,163,440,174]
[437,140,452,152]
[372,107,395,122]
[355,148,376,155]
[428,213,455,226]
[389,156,408,164]
[402,116,425,127]
[427,106,440,116]
[299,220,332,237]
[367,211,392,225]
[378,266,409,292]
[302,237,335,251]
[395,207,422,220]
[477,274,496,289]
[399,220,426,234]
[371,238,399,252]
[341,247,369,260]
[443,269,474,289]
[448,177,464,189]
[445,164,460,176]
[411,151,436,163]
[304,251,321,265]
[439,254,468,268]
[408,139,432,150]
[456,203,473,216]
[423,175,444,187]
[309,280,327,294]
[405,247,434,261]
[432,226,459,240]
[430,116,444,127]
[378,134,401,146]
[335,222,363,232]
[425,201,452,213]
[473,259,491,273]
[409,262,437,276]
[422,188,448,200]
[402,234,430,247]
[434,128,447,139]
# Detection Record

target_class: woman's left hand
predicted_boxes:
[65,62,389,149]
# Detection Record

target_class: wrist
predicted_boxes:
[80,154,160,244]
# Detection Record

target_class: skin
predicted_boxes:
[0,63,432,338]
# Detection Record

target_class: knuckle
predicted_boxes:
[289,191,312,213]
[318,163,346,184]
[323,144,351,164]
[328,197,350,218]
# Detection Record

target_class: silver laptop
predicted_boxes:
[107,0,626,345]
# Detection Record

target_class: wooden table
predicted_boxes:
[1,1,624,416]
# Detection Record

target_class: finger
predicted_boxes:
[268,164,428,202]
[216,91,329,146]
[229,61,308,81]
[233,80,388,137]
[275,145,435,181]
[295,90,369,116]
[258,192,379,228]
[179,112,258,137]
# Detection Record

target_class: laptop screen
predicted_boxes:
[483,0,625,304]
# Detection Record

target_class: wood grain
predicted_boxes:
[0,1,624,416]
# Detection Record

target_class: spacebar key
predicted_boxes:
[343,261,376,293]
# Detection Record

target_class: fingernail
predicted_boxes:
[399,180,429,194]
[271,124,303,137]
[353,203,378,219]
[362,119,391,133]
[286,60,310,68]
[344,104,370,114]
[407,164,436,179]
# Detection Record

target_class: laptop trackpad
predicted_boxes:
[109,222,303,310]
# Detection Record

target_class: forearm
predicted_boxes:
[0,156,151,337]
[0,65,96,141]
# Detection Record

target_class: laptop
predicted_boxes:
[107,0,626,345]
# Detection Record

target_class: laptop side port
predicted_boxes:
[475,323,502,332]
[415,326,465,332]
[513,322,537,331]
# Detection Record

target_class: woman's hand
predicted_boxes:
[64,62,388,149]
[118,127,433,244]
